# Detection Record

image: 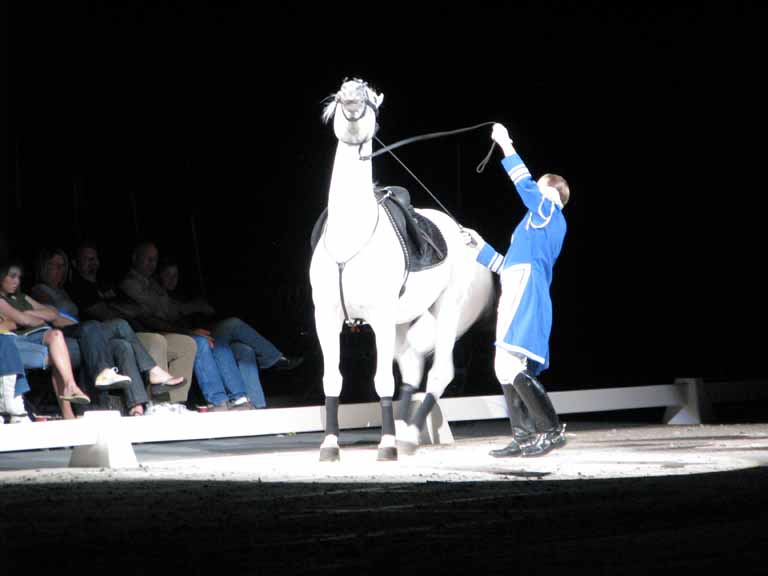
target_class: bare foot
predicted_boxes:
[148,367,184,386]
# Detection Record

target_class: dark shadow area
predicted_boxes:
[2,467,767,573]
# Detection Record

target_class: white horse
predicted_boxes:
[310,78,495,461]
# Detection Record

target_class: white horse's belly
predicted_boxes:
[333,259,449,322]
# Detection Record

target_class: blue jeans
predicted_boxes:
[13,331,50,370]
[231,342,265,408]
[1,334,30,396]
[13,328,82,370]
[212,317,282,408]
[192,335,248,406]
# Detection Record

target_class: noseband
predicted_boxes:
[336,81,379,124]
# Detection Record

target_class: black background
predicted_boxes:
[5,2,764,393]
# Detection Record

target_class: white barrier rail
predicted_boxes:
[0,378,763,468]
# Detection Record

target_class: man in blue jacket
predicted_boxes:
[467,123,570,457]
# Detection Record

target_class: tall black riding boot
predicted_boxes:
[511,371,566,457]
[489,384,537,458]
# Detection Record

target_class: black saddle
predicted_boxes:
[310,185,448,273]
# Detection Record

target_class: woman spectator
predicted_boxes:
[0,261,90,419]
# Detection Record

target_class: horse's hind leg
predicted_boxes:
[394,315,432,425]
[401,294,461,452]
[316,310,344,462]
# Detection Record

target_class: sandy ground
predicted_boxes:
[2,420,767,574]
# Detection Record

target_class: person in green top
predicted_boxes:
[0,261,90,418]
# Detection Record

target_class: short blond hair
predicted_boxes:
[540,173,570,207]
[36,247,70,286]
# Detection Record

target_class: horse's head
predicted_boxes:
[322,78,384,146]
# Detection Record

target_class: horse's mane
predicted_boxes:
[321,94,337,124]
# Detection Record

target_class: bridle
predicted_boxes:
[334,79,379,145]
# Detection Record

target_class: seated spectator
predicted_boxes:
[31,248,185,417]
[156,257,303,408]
[1,321,31,423]
[121,242,302,410]
[0,261,90,419]
[69,242,197,408]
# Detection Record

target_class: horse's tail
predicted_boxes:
[454,265,497,340]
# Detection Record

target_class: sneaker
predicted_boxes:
[5,393,28,419]
[228,398,255,411]
[9,414,33,424]
[95,367,132,389]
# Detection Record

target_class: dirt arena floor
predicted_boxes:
[2,419,767,574]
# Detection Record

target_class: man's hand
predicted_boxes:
[460,227,484,250]
[491,123,515,156]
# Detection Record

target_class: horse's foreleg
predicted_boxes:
[368,316,398,461]
[316,310,344,462]
[394,323,424,425]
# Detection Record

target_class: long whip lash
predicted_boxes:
[368,121,499,224]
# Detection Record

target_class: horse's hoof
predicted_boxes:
[397,440,418,456]
[396,424,420,455]
[319,447,340,462]
[377,446,398,461]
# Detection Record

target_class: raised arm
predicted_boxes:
[492,123,551,214]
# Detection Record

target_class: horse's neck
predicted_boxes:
[324,141,379,261]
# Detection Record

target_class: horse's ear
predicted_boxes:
[376,93,384,108]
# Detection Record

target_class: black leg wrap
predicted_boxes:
[410,393,437,431]
[398,384,417,423]
[511,371,560,433]
[325,396,339,436]
[501,384,536,439]
[380,397,395,436]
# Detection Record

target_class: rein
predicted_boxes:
[365,121,499,224]
[360,121,497,165]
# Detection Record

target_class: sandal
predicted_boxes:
[150,378,187,397]
[59,391,91,405]
[151,376,185,386]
